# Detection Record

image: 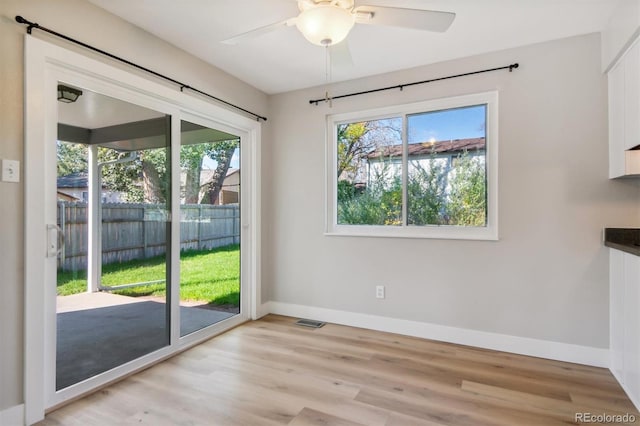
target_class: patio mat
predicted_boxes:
[56,301,234,390]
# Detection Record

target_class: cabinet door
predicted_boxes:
[625,42,640,150]
[611,249,625,380]
[610,60,626,178]
[623,252,640,402]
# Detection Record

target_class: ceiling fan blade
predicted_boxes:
[329,39,354,68]
[221,18,296,45]
[353,5,455,33]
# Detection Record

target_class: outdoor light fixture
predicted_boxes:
[295,3,355,46]
[57,84,83,103]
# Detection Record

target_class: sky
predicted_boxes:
[202,148,240,170]
[408,104,486,144]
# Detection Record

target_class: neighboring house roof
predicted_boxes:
[57,191,81,202]
[57,172,88,188]
[58,172,114,190]
[367,137,486,160]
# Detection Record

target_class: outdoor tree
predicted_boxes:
[57,141,87,176]
[139,149,168,203]
[338,161,402,225]
[407,157,449,225]
[445,153,486,226]
[336,120,402,225]
[177,140,239,204]
[181,144,207,204]
[99,148,148,203]
[100,142,239,205]
[197,140,238,205]
[336,120,401,180]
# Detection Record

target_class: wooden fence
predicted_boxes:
[57,202,240,271]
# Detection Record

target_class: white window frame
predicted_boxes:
[326,91,498,241]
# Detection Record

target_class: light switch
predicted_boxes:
[1,159,20,183]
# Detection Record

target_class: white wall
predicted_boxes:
[264,33,640,352]
[0,0,267,413]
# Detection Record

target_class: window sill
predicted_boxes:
[325,224,498,241]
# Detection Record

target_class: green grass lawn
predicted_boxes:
[57,244,239,306]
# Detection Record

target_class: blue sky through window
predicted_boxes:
[202,147,240,170]
[408,104,486,144]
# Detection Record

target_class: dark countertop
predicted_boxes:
[604,228,640,256]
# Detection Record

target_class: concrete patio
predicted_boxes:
[56,293,235,389]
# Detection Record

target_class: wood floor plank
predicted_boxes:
[200,350,362,399]
[38,315,638,426]
[570,391,640,414]
[355,386,568,426]
[288,407,366,426]
[366,353,579,402]
[461,380,638,421]
[207,367,390,426]
[384,411,450,426]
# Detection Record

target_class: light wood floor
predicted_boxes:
[39,315,639,426]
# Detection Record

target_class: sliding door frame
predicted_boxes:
[24,36,261,424]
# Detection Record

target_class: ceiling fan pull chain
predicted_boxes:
[324,45,333,107]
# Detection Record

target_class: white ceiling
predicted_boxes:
[88,0,620,95]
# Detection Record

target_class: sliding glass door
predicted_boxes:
[179,120,241,337]
[25,37,259,422]
[55,84,172,390]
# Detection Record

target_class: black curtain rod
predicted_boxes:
[309,63,519,105]
[15,15,267,122]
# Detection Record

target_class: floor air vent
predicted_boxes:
[295,318,326,328]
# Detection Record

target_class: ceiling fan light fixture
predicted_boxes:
[295,4,355,46]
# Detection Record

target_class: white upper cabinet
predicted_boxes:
[610,58,625,178]
[609,39,640,178]
[625,42,640,150]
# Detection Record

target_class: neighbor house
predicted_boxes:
[57,172,123,203]
[364,137,486,184]
[2,1,640,425]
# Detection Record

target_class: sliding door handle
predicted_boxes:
[47,224,64,258]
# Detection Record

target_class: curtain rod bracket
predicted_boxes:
[15,15,37,34]
[15,15,267,122]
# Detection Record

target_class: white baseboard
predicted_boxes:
[264,301,609,368]
[257,302,271,319]
[0,404,24,426]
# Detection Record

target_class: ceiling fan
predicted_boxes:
[221,0,456,47]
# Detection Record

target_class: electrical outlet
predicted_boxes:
[1,159,20,183]
[376,285,385,299]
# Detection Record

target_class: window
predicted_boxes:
[327,91,498,240]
